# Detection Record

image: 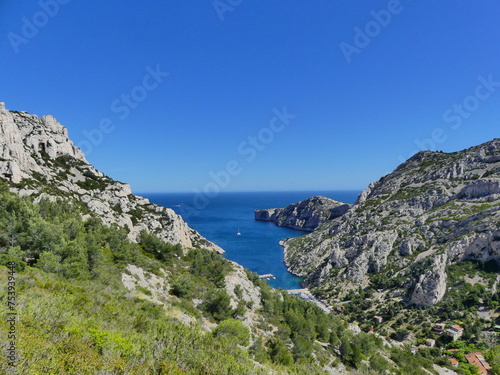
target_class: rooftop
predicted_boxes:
[465,352,492,375]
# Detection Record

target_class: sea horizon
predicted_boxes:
[137,189,364,195]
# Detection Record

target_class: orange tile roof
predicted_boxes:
[465,352,492,375]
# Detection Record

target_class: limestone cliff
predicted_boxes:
[283,139,500,307]
[255,196,351,231]
[0,102,223,253]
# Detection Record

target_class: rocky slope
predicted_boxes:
[255,196,351,231]
[0,101,222,253]
[282,139,500,306]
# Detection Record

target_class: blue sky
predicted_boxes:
[1,1,499,193]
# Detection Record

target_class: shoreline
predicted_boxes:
[287,288,332,313]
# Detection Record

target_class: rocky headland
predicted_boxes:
[255,196,351,232]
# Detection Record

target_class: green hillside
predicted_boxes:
[0,179,472,374]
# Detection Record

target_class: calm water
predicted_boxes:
[142,191,360,289]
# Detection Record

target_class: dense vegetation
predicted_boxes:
[0,180,498,374]
[330,261,499,338]
[312,259,500,374]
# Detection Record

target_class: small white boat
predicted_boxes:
[237,228,241,236]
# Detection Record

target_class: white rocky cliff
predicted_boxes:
[282,139,500,307]
[0,102,223,253]
[255,196,351,231]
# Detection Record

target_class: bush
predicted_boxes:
[187,248,232,288]
[36,251,61,273]
[170,274,195,298]
[201,289,233,322]
[213,319,250,346]
[139,230,181,264]
[486,345,500,375]
[269,338,294,366]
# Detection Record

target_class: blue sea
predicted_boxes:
[142,191,360,290]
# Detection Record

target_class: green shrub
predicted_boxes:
[201,289,233,322]
[139,230,181,264]
[170,274,195,298]
[268,338,294,366]
[212,318,250,346]
[36,251,61,273]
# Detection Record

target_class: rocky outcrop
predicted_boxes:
[224,262,264,330]
[122,264,171,305]
[283,139,500,306]
[0,102,223,253]
[409,254,448,307]
[0,102,86,183]
[255,196,351,231]
[225,262,262,312]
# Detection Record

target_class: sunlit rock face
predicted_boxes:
[255,195,351,232]
[282,139,500,306]
[0,102,223,253]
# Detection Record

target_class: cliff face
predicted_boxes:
[255,196,351,231]
[0,102,222,253]
[283,140,500,306]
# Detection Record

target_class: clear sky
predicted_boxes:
[1,1,499,193]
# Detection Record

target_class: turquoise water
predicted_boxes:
[142,191,360,289]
